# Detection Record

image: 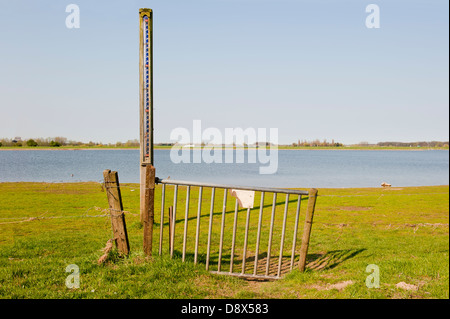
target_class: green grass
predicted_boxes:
[0,182,448,299]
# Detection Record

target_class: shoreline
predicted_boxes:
[0,181,448,189]
[0,147,448,151]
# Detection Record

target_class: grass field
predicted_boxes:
[0,182,448,299]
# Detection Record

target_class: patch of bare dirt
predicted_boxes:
[308,280,355,291]
[338,206,372,211]
[395,282,418,291]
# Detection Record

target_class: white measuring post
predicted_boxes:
[139,8,153,167]
[139,8,156,257]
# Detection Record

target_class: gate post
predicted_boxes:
[298,188,318,272]
[142,165,156,257]
[139,8,155,257]
[103,169,130,256]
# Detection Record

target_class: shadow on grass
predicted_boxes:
[305,249,366,271]
[167,249,366,278]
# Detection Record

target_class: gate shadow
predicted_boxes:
[305,248,366,271]
[169,248,366,277]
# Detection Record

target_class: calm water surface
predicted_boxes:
[0,149,448,188]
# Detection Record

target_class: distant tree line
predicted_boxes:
[291,139,343,147]
[1,137,447,149]
[0,137,70,147]
[0,137,173,148]
[0,137,95,147]
[377,141,449,148]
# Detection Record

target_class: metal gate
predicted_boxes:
[156,178,317,280]
[137,9,317,280]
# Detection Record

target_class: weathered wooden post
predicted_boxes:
[142,165,155,257]
[139,8,155,257]
[298,188,318,272]
[103,169,130,256]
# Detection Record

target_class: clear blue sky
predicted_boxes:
[0,0,448,144]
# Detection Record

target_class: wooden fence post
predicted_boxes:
[298,188,318,272]
[142,165,156,257]
[103,169,130,256]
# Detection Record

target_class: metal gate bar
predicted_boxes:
[159,183,165,255]
[156,179,308,195]
[170,185,178,258]
[230,199,239,273]
[217,189,227,272]
[205,187,215,270]
[182,185,190,261]
[277,194,289,277]
[265,193,277,276]
[194,186,203,264]
[290,195,302,270]
[157,178,314,280]
[241,207,251,274]
[253,191,265,275]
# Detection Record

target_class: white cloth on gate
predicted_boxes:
[229,189,255,208]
